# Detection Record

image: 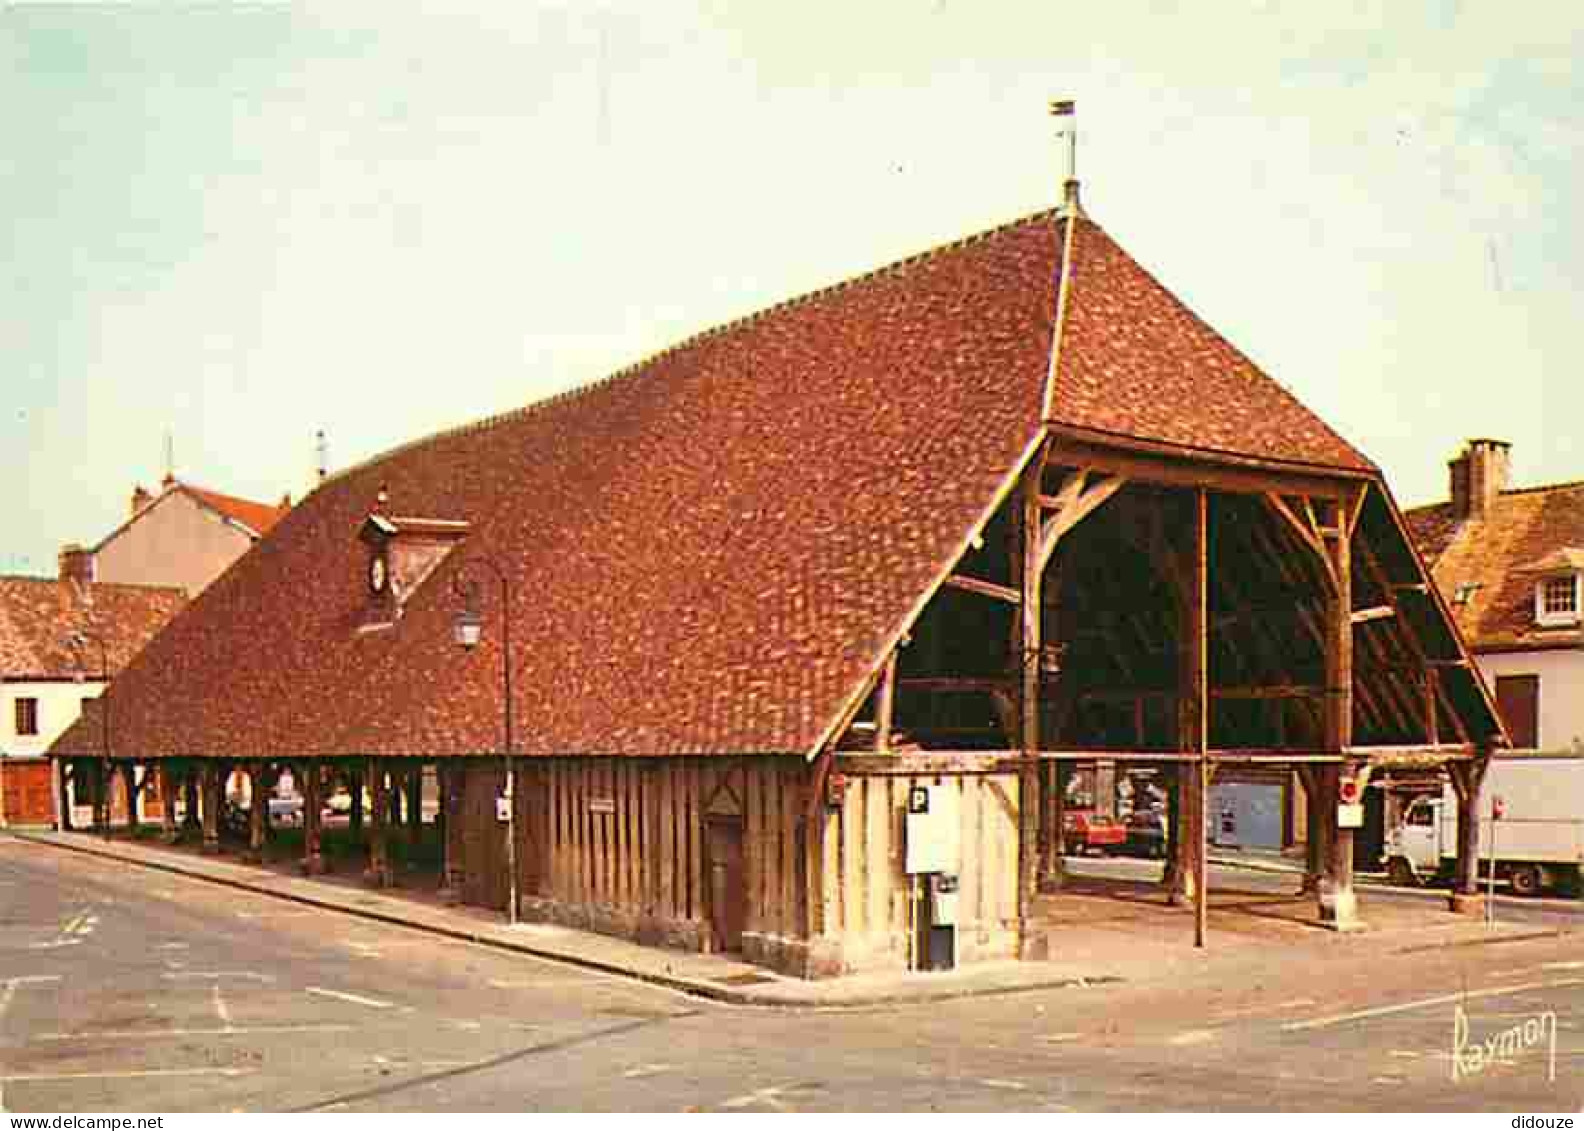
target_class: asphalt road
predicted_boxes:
[4,834,1583,1112]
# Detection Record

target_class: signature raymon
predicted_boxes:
[1452,1002,1558,1083]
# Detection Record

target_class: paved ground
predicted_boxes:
[4,834,1583,1112]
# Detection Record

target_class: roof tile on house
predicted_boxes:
[1407,480,1584,651]
[52,206,1386,761]
[181,483,290,536]
[0,577,186,678]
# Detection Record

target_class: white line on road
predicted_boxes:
[1283,977,1584,1032]
[719,1084,798,1111]
[38,1024,356,1041]
[1039,1032,1082,1044]
[212,983,232,1027]
[1,1068,257,1082]
[307,986,395,1010]
[623,1063,674,1079]
[161,972,274,982]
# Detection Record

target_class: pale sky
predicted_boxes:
[4,2,1581,575]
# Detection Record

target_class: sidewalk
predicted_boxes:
[10,829,1557,1009]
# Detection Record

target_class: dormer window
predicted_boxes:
[1537,574,1581,627]
[357,511,470,630]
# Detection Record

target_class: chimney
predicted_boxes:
[1448,438,1510,521]
[58,543,95,585]
[131,484,152,515]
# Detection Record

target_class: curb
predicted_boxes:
[11,832,1119,1010]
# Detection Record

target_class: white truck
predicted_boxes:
[1384,754,1584,897]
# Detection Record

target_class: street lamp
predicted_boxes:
[67,631,111,841]
[452,559,517,925]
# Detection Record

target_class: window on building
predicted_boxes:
[1536,573,1581,627]
[1495,674,1540,750]
[14,697,39,736]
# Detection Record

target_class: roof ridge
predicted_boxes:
[321,208,1061,491]
[1499,478,1584,498]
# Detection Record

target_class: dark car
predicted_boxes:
[1124,808,1168,858]
[1063,810,1127,855]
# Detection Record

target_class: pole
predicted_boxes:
[501,566,518,926]
[1486,795,1497,928]
[1195,487,1209,949]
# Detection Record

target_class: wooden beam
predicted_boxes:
[1045,428,1364,500]
[1038,475,1127,569]
[1263,492,1339,592]
[874,652,897,753]
[944,573,1021,605]
[1351,605,1395,625]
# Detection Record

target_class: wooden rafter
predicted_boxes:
[1038,470,1127,571]
[944,573,1020,604]
[1262,491,1339,593]
[1350,605,1395,625]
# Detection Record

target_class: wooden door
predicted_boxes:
[1495,675,1539,750]
[462,766,509,911]
[706,817,746,953]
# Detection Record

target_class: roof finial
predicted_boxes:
[316,429,329,483]
[1050,98,1081,216]
[162,429,176,487]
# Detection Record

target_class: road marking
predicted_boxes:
[1389,1050,1421,1059]
[212,984,233,1027]
[1,975,62,1021]
[1284,977,1584,1032]
[0,1068,257,1082]
[488,978,583,989]
[720,1083,799,1111]
[1039,1032,1082,1044]
[162,971,274,982]
[1546,961,1584,971]
[307,986,395,1010]
[157,942,190,950]
[623,1063,673,1079]
[980,1079,1028,1091]
[1169,1029,1216,1045]
[38,1024,355,1041]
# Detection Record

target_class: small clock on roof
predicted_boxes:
[369,553,388,595]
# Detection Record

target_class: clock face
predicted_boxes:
[369,554,388,594]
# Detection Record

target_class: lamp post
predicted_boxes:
[68,631,112,841]
[452,559,517,925]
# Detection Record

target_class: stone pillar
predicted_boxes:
[301,762,326,875]
[200,762,222,854]
[363,759,392,888]
[1316,765,1361,930]
[243,761,267,864]
[160,766,179,843]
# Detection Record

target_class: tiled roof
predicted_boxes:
[51,206,1384,761]
[0,577,186,679]
[1407,481,1584,651]
[181,484,290,537]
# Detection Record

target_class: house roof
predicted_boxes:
[0,576,186,680]
[97,480,290,553]
[1406,480,1584,651]
[52,207,1387,761]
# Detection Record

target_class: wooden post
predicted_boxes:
[874,653,897,753]
[200,762,221,854]
[54,759,71,832]
[301,761,325,875]
[1318,495,1360,930]
[120,763,139,830]
[1017,452,1047,939]
[1192,488,1209,946]
[1296,765,1323,894]
[243,760,267,864]
[1044,760,1068,890]
[160,765,179,843]
[364,759,392,888]
[349,767,364,836]
[182,767,200,835]
[443,764,466,902]
[1449,755,1490,915]
[408,764,424,845]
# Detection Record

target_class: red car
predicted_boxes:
[1063,810,1127,855]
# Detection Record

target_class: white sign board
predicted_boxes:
[1337,802,1364,829]
[496,796,511,823]
[905,784,960,874]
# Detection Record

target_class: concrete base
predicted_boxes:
[300,853,326,876]
[201,838,221,855]
[1449,890,1487,917]
[1318,884,1364,932]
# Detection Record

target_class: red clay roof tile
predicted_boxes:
[0,577,185,678]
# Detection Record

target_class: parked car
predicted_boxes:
[325,789,352,815]
[267,796,304,826]
[1063,810,1127,855]
[1124,808,1168,858]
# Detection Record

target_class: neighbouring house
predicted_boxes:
[0,557,184,827]
[88,475,292,597]
[52,170,1503,978]
[1407,440,1584,755]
